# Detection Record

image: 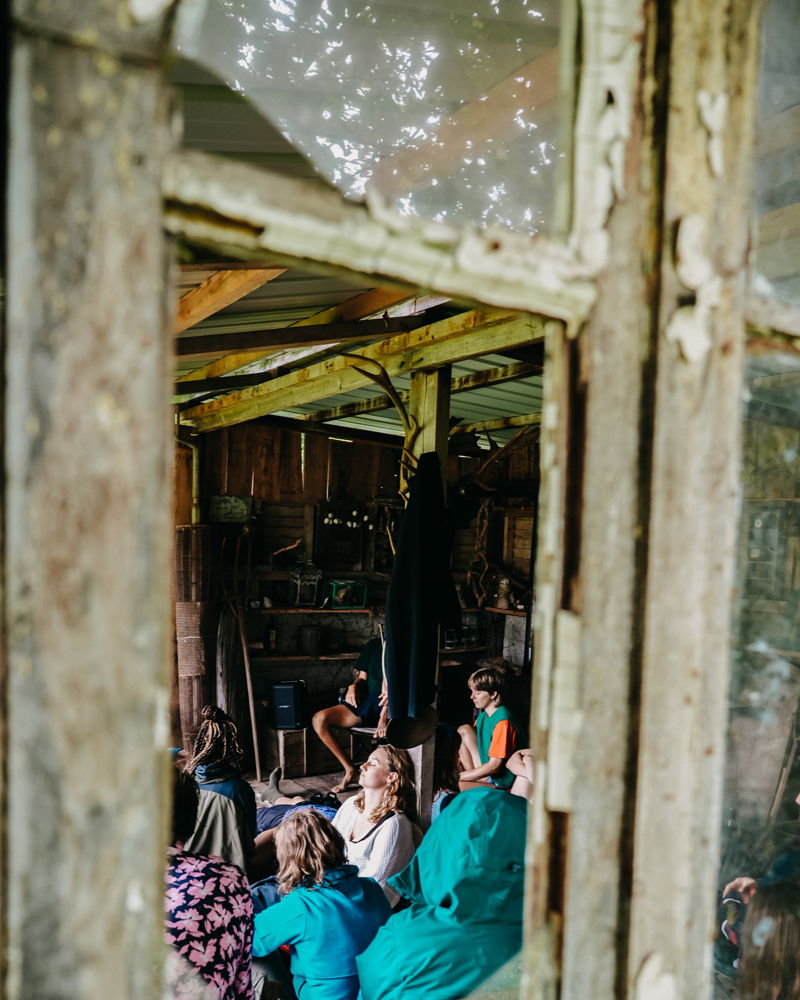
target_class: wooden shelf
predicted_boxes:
[248,607,375,615]
[252,652,362,663]
[438,645,487,655]
[484,606,528,617]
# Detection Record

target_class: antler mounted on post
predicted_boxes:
[341,352,420,503]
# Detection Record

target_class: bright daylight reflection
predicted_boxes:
[174,0,562,234]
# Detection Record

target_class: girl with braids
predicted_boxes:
[252,810,390,1000]
[331,744,420,908]
[184,705,257,872]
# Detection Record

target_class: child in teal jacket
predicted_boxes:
[253,810,390,1000]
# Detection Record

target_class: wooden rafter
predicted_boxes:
[305,359,542,423]
[175,285,414,383]
[453,412,542,435]
[175,267,285,334]
[176,316,414,360]
[180,310,548,432]
[179,261,284,271]
[174,371,283,395]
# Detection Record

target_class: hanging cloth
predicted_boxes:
[383,452,461,722]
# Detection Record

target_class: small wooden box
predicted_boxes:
[275,726,375,778]
[277,727,347,778]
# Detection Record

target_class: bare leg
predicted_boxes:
[250,828,277,874]
[510,774,532,798]
[507,749,535,799]
[312,704,362,793]
[457,724,481,771]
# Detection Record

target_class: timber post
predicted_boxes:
[5,2,174,997]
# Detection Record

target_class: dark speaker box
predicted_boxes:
[270,680,307,730]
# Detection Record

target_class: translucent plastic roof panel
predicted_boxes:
[751,0,800,306]
[174,0,563,234]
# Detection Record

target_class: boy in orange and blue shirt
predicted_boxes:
[457,667,524,790]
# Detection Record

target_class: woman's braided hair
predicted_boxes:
[186,705,244,774]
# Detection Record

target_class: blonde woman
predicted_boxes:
[252,810,390,1000]
[332,744,420,908]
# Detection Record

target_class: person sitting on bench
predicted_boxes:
[311,635,388,793]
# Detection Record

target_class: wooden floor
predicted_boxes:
[246,769,359,803]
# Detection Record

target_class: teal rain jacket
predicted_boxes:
[253,864,391,1000]
[356,788,526,1000]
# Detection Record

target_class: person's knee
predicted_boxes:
[457,724,472,739]
[312,709,328,733]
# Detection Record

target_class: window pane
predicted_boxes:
[173,0,563,234]
[752,0,800,307]
[716,347,800,998]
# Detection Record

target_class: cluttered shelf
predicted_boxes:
[249,607,376,615]
[250,651,362,663]
[438,646,488,655]
[483,606,528,618]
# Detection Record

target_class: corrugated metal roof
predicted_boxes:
[171,63,544,445]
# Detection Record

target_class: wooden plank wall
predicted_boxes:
[505,513,535,580]
[202,424,400,507]
[175,443,194,526]
[185,424,539,592]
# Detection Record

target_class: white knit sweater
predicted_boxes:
[332,796,418,907]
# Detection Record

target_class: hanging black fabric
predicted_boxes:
[384,452,461,720]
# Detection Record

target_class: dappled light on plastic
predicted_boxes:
[174,0,561,233]
[752,0,800,306]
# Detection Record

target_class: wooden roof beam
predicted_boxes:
[179,260,285,272]
[175,285,414,382]
[176,316,414,360]
[175,267,285,333]
[180,309,551,432]
[305,359,542,423]
[453,412,542,435]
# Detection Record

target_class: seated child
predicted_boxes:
[165,767,254,1000]
[356,786,527,1000]
[252,809,391,1000]
[457,667,524,791]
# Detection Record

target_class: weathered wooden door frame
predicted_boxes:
[6,0,797,997]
